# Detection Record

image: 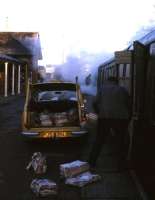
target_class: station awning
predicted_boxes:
[0,54,24,64]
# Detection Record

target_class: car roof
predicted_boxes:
[30,81,80,91]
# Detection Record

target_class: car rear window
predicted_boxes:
[38,90,77,102]
[29,83,81,103]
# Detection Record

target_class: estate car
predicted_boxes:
[22,81,88,139]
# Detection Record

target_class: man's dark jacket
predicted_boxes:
[94,82,131,119]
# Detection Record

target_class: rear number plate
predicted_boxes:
[40,131,71,138]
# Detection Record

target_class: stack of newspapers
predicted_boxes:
[60,160,101,187]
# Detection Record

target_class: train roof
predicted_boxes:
[100,29,155,67]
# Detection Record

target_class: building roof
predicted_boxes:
[0,36,30,55]
[0,32,42,59]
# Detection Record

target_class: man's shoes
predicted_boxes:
[88,161,96,167]
[86,159,97,172]
[88,162,97,173]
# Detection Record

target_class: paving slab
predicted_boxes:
[81,113,144,199]
[81,171,142,200]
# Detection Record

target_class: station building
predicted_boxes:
[0,32,42,97]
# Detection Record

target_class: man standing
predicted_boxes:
[85,74,92,85]
[88,76,131,169]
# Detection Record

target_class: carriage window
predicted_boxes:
[109,67,112,76]
[151,77,155,122]
[126,64,130,77]
[150,43,155,56]
[119,64,124,78]
[106,68,109,79]
[100,68,104,84]
[112,66,117,76]
[123,64,127,77]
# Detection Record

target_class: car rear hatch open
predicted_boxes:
[27,82,80,129]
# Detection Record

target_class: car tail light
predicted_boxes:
[22,132,39,136]
[81,105,87,122]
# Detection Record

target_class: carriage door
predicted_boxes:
[133,41,147,119]
[130,41,147,163]
[148,43,155,125]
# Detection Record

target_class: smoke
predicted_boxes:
[57,51,111,82]
[41,25,155,96]
[43,51,112,95]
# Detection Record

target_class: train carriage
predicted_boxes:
[97,31,155,174]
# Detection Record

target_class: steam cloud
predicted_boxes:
[39,25,155,96]
[42,51,112,95]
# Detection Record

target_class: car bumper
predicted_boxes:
[21,129,88,139]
